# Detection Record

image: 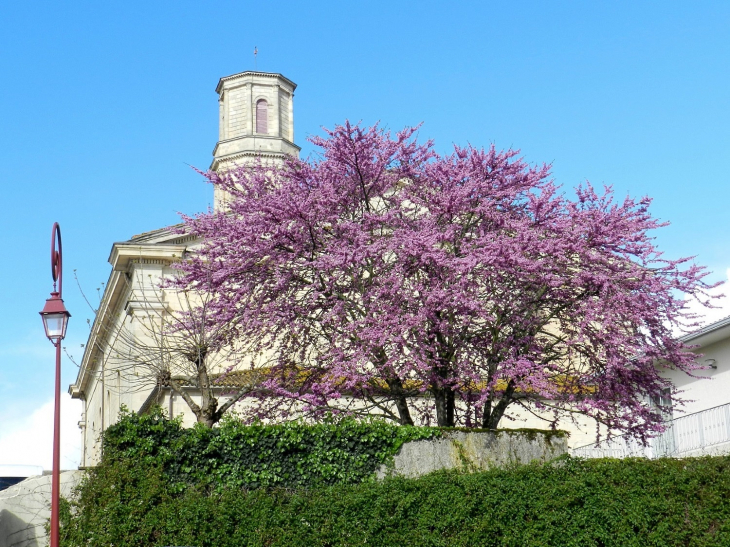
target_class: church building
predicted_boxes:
[71,70,727,468]
[69,71,300,467]
[68,70,626,467]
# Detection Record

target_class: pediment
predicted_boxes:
[124,223,197,246]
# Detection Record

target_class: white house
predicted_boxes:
[573,316,730,458]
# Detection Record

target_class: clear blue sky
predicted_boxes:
[1,1,729,466]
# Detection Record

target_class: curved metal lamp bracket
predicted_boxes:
[51,222,62,297]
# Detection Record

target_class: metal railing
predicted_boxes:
[571,401,730,459]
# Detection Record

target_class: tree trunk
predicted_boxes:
[169,357,222,429]
[433,386,455,427]
[386,377,414,426]
[197,412,217,428]
[429,332,456,427]
[481,380,515,429]
[482,403,505,429]
[373,346,414,426]
[197,364,219,428]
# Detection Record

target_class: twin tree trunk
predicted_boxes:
[381,344,513,428]
[168,363,220,428]
[165,349,225,428]
[433,385,455,427]
[392,379,513,429]
[481,380,515,429]
[167,348,256,428]
[430,386,511,429]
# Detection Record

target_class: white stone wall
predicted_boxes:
[279,88,291,141]
[226,86,248,138]
[78,261,179,466]
[0,471,83,547]
[663,335,730,417]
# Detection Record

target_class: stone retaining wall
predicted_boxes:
[377,429,568,479]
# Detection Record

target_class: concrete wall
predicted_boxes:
[663,334,730,416]
[678,440,730,458]
[0,471,83,547]
[377,430,568,479]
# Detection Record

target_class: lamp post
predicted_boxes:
[39,223,70,547]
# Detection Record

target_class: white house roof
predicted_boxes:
[679,314,730,348]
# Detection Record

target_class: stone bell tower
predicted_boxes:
[211,71,300,205]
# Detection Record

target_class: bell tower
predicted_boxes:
[211,71,300,173]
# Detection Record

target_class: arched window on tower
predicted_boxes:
[256,99,268,134]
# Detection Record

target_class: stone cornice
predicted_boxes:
[212,134,300,150]
[211,136,301,172]
[108,243,187,272]
[215,71,297,94]
[210,149,301,171]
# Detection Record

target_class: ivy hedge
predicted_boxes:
[101,408,441,489]
[61,453,730,546]
[58,411,730,546]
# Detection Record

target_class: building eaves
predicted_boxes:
[215,71,297,94]
[69,267,128,398]
[127,225,179,242]
[122,223,194,245]
[679,314,730,348]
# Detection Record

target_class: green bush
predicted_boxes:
[102,407,441,489]
[61,454,730,546]
[60,411,730,546]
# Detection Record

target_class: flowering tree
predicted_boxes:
[176,122,717,440]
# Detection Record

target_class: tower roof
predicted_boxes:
[215,71,297,94]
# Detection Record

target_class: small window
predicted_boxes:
[256,99,268,134]
[651,387,673,417]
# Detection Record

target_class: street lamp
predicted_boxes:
[40,292,70,340]
[39,222,70,547]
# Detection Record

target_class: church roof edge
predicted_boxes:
[125,224,185,243]
[215,71,297,94]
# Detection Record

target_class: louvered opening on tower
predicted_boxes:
[256,99,268,134]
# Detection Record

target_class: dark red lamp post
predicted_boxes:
[39,223,70,547]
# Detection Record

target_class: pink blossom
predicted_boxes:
[174,122,720,442]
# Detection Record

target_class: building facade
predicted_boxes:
[69,71,299,466]
[71,70,724,467]
[573,317,730,458]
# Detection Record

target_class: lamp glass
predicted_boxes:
[43,313,68,340]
